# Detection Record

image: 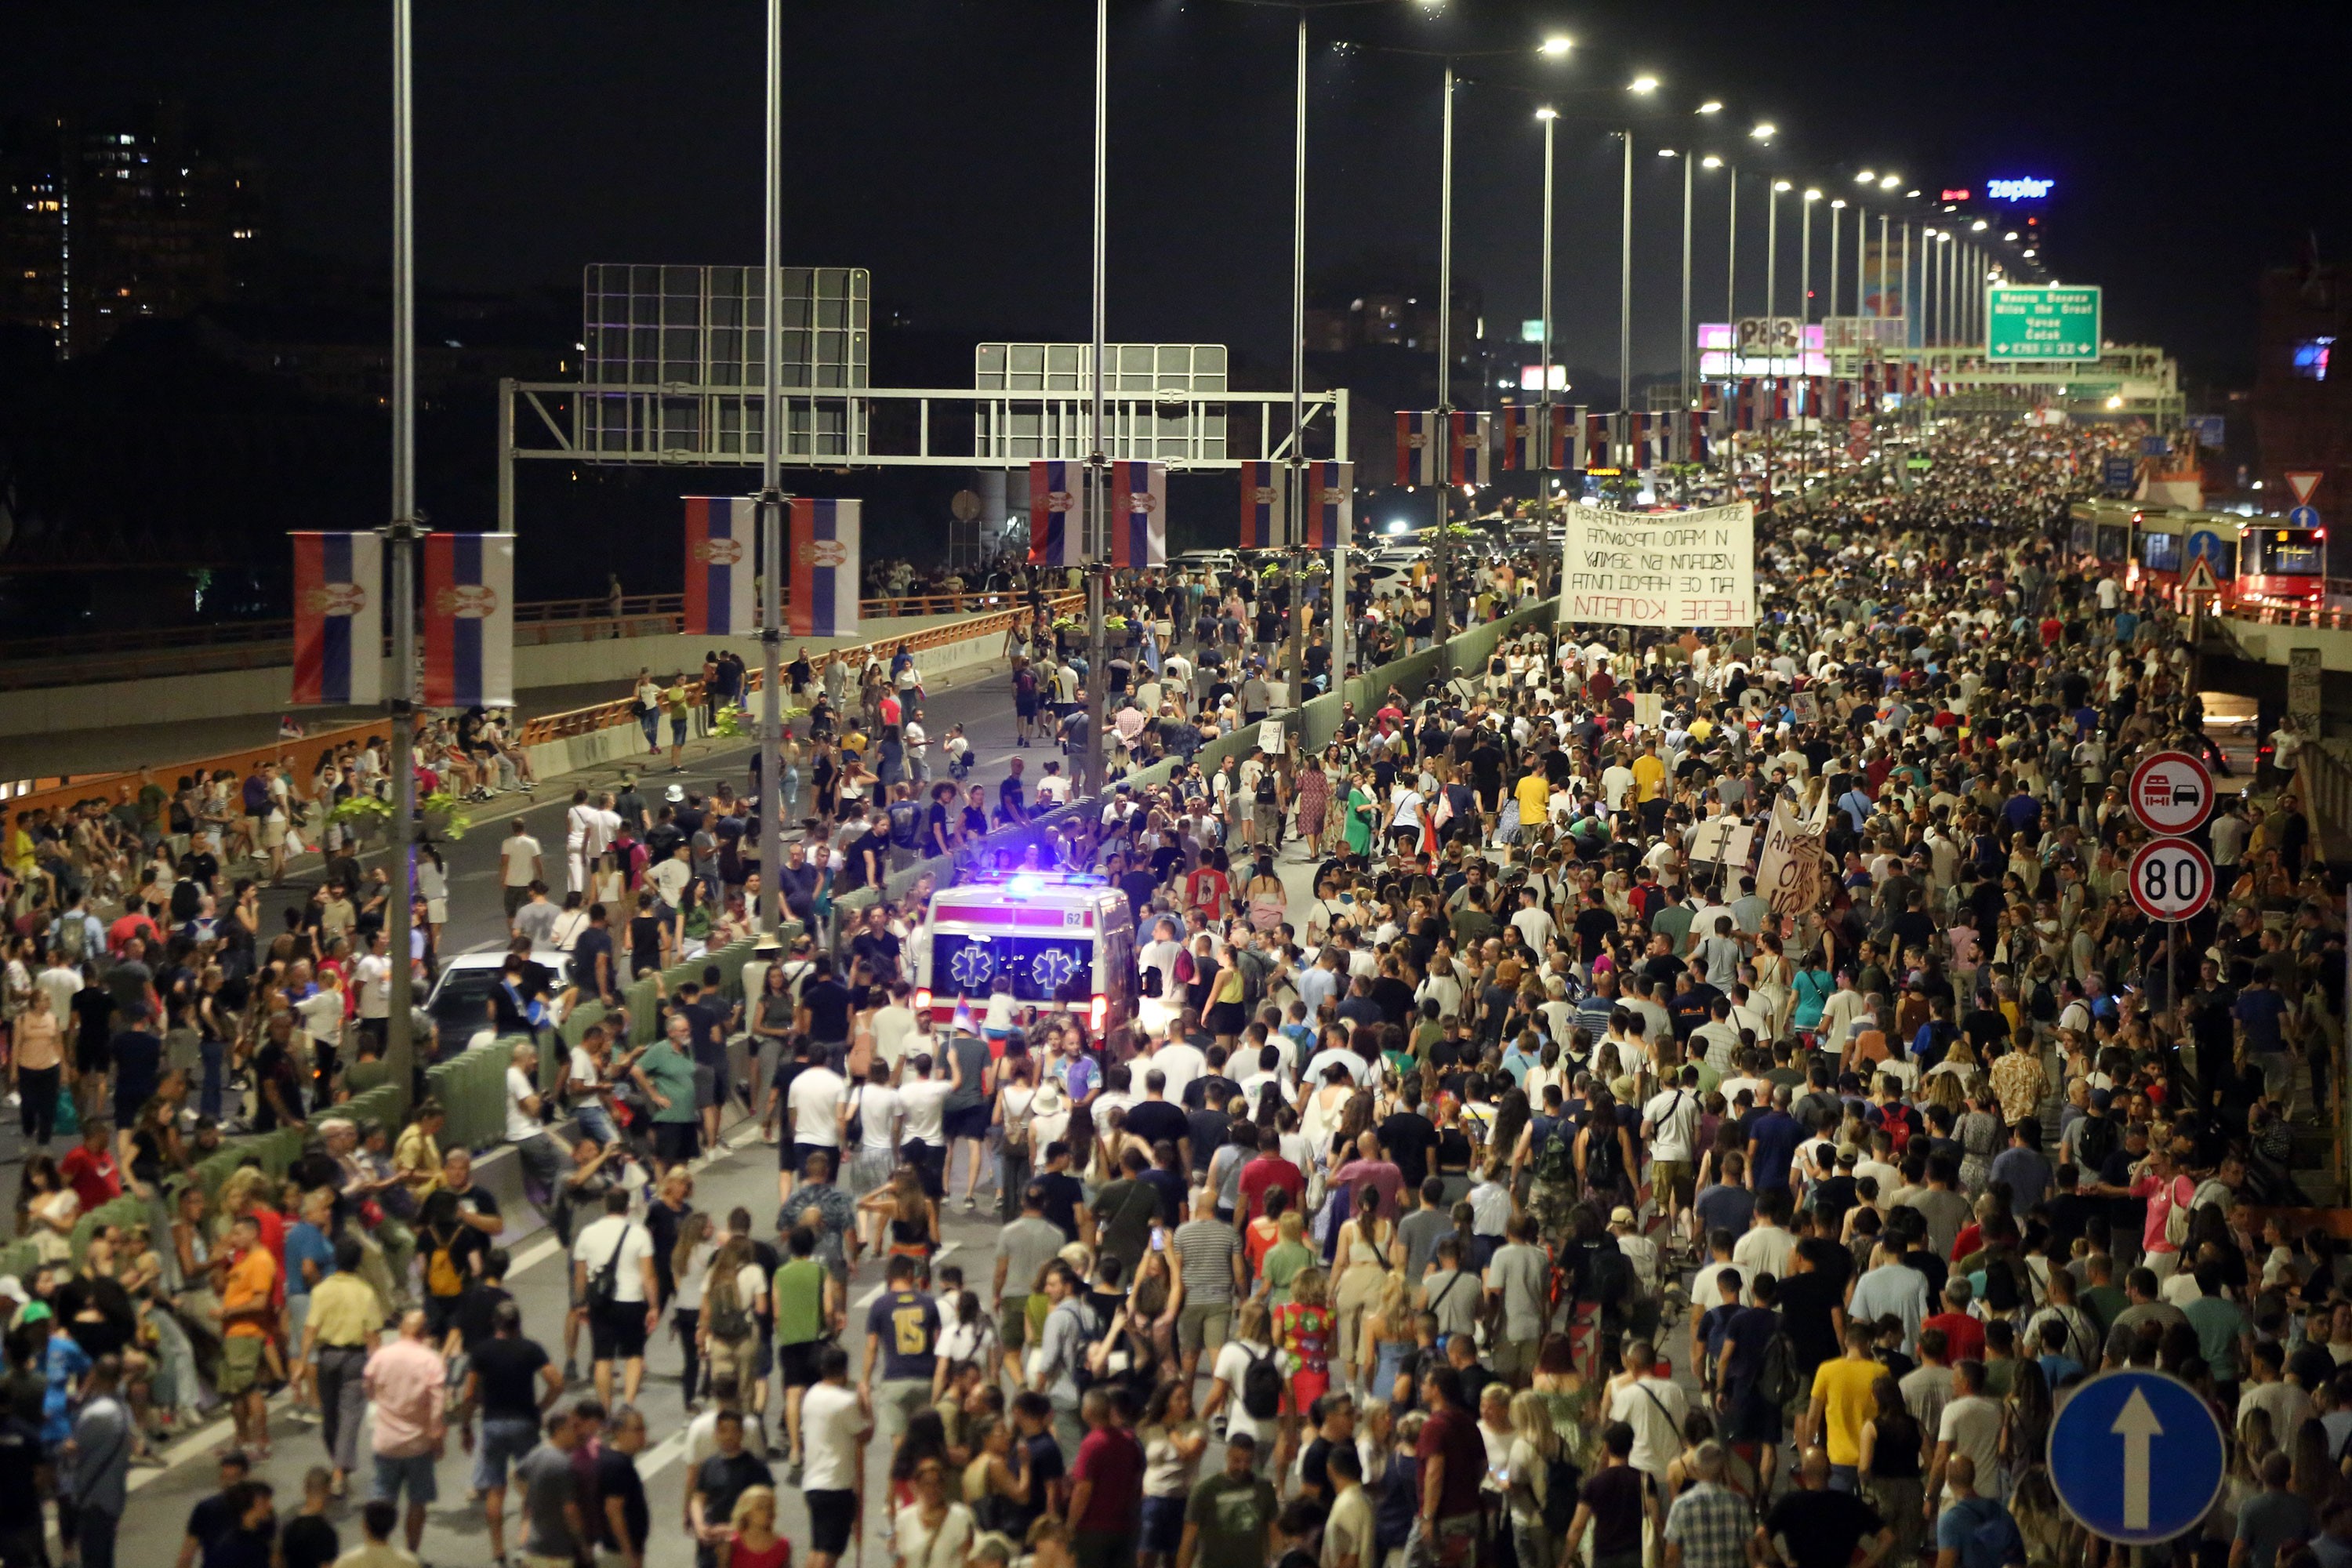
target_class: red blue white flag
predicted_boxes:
[789,498,861,638]
[290,532,381,707]
[1108,460,1167,569]
[422,532,514,710]
[1395,412,1439,486]
[682,495,757,636]
[1446,412,1491,486]
[1301,461,1352,551]
[1028,459,1087,567]
[1237,461,1286,549]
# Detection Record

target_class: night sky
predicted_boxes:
[9,1,2352,387]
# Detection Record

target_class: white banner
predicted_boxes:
[1754,797,1828,918]
[1559,502,1755,629]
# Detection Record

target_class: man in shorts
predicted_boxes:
[363,1309,447,1555]
[996,1183,1074,1390]
[799,1346,869,1568]
[569,1190,659,1409]
[775,1225,841,1475]
[216,1212,278,1456]
[1167,1187,1242,1387]
[633,1013,702,1172]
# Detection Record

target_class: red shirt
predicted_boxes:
[1236,1156,1305,1225]
[1073,1425,1145,1532]
[1416,1404,1487,1519]
[59,1145,121,1214]
[1922,1311,1985,1365]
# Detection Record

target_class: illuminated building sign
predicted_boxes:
[1940,188,1972,201]
[1986,177,2053,201]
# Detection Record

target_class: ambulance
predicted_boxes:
[911,871,1138,1040]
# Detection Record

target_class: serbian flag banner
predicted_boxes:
[1584,412,1610,466]
[1301,461,1352,550]
[1395,412,1439,485]
[290,532,382,707]
[1446,412,1491,486]
[1028,459,1087,568]
[1108,460,1167,569]
[1501,407,1563,471]
[423,532,514,710]
[1556,405,1589,470]
[682,496,757,636]
[789,498,861,637]
[1237,461,1287,549]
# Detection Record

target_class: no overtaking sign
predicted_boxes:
[2126,750,2212,836]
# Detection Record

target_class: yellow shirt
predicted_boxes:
[1514,773,1550,825]
[307,1270,385,1348]
[1810,1355,1884,1466]
[1632,753,1667,801]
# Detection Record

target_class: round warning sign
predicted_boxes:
[2127,750,2213,836]
[2128,837,2214,923]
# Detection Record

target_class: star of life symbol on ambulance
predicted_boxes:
[306,582,368,617]
[798,539,850,568]
[691,536,745,565]
[435,583,499,619]
[1029,946,1080,993]
[948,943,994,989]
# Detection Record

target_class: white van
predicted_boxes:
[910,871,1138,1041]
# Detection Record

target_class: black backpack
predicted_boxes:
[2074,1114,2120,1174]
[1584,1121,1625,1192]
[1242,1345,1284,1420]
[1541,1454,1584,1538]
[1753,1330,1800,1405]
[1589,1241,1634,1310]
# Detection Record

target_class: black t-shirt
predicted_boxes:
[1378,1112,1438,1188]
[1036,1171,1087,1240]
[1581,1465,1647,1555]
[803,979,854,1043]
[202,1525,278,1568]
[628,916,666,975]
[597,1444,650,1552]
[572,927,615,991]
[71,989,116,1063]
[185,1491,239,1554]
[279,1515,339,1568]
[1775,1269,1845,1372]
[1764,1488,1885,1568]
[452,1283,512,1351]
[469,1333,550,1423]
[693,1450,774,1529]
[0,1417,42,1519]
[1122,1099,1189,1152]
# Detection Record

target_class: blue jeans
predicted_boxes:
[574,1102,618,1146]
[641,710,660,748]
[200,1038,224,1121]
[1829,1465,1859,1493]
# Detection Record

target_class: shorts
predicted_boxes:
[945,1102,992,1142]
[1139,1494,1189,1556]
[996,1294,1035,1353]
[807,1490,858,1556]
[1650,1160,1693,1205]
[1725,1387,1784,1446]
[1490,1334,1537,1384]
[217,1334,265,1396]
[471,1414,540,1492]
[779,1339,822,1390]
[372,1451,439,1508]
[692,1065,726,1111]
[789,1140,842,1178]
[654,1121,701,1166]
[263,818,288,849]
[1178,1300,1232,1359]
[904,1139,946,1199]
[589,1300,649,1362]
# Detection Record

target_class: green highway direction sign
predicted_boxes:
[1987,285,2103,361]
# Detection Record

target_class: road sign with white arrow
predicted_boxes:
[2046,1370,2226,1544]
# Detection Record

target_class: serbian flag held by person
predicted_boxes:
[422,532,514,709]
[1237,461,1286,549]
[789,498,861,637]
[1300,461,1352,550]
[1028,459,1086,567]
[682,496,757,636]
[1395,412,1439,485]
[1107,460,1167,569]
[1446,412,1491,486]
[290,532,382,706]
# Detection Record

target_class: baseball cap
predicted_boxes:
[1609,1206,1635,1228]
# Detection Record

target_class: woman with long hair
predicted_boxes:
[1859,1372,1926,1560]
[1505,1388,1565,1568]
[961,1415,1030,1539]
[725,1486,789,1568]
[1998,1358,2053,1494]
[1270,1265,1334,1485]
[698,1232,763,1397]
[1573,1087,1636,1207]
[1294,755,1332,859]
[1953,1078,2005,1193]
[1751,929,1793,1044]
[668,1210,716,1409]
[1136,1381,1207,1568]
[859,1166,939,1287]
[1359,1269,1414,1408]
[1331,1181,1399,1392]
[891,1451,975,1568]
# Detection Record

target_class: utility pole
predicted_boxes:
[757,0,784,936]
[1617,129,1633,419]
[1083,0,1109,800]
[1538,107,1557,579]
[1678,147,1693,412]
[1432,63,1454,644]
[1287,8,1308,706]
[384,0,419,1097]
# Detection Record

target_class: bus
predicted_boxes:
[911,871,1137,1042]
[2237,522,2328,606]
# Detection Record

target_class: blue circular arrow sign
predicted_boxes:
[2186,531,2229,574]
[2045,1369,2226,1544]
[2288,506,2322,528]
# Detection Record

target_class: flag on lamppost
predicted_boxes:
[289,532,383,707]
[1446,412,1491,486]
[1027,459,1087,568]
[681,495,757,636]
[1236,460,1286,549]
[1300,461,1352,550]
[789,498,861,638]
[1395,411,1439,486]
[422,532,514,709]
[1107,460,1167,569]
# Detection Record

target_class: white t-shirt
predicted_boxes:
[504,1066,540,1142]
[899,1077,952,1144]
[848,1083,902,1152]
[800,1381,869,1491]
[1152,1041,1207,1105]
[501,833,543,887]
[570,1215,652,1304]
[354,953,392,1021]
[872,1004,917,1066]
[1035,774,1072,805]
[1210,1338,1282,1453]
[1641,1087,1701,1164]
[786,1065,846,1148]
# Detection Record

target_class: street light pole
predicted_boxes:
[1083,0,1108,800]
[1828,200,1842,321]
[757,0,784,937]
[1679,147,1693,410]
[386,0,418,1091]
[1617,128,1632,418]
[1287,7,1308,701]
[1799,190,1814,328]
[1765,182,1780,324]
[1538,107,1556,554]
[1433,62,1454,642]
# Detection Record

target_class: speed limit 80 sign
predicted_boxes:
[2128,837,2214,922]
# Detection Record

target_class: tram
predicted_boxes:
[2067,503,2327,610]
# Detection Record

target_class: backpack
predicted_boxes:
[2074,1114,2120,1174]
[1540,1454,1584,1539]
[1588,1241,1634,1310]
[425,1225,465,1299]
[1241,1345,1284,1420]
[2162,1176,2194,1249]
[1533,1126,1577,1189]
[587,1221,636,1308]
[1583,1121,1625,1193]
[1058,1298,1105,1396]
[706,1271,753,1343]
[1753,1330,1800,1405]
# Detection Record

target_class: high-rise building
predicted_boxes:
[2252,255,2352,511]
[0,103,263,357]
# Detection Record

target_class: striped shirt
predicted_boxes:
[1173,1218,1240,1305]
